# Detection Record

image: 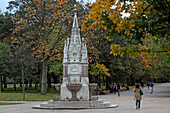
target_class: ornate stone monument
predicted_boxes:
[33,5,118,109]
[59,4,92,101]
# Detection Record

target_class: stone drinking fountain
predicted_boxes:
[66,84,82,101]
[33,5,118,109]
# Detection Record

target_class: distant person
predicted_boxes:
[147,81,150,90]
[117,82,121,96]
[141,81,144,89]
[134,83,143,110]
[126,85,129,90]
[113,82,117,94]
[150,81,154,94]
[95,86,99,95]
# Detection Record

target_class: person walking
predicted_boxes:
[113,82,117,94]
[117,82,121,96]
[141,81,144,89]
[147,81,150,90]
[134,83,143,110]
[150,81,154,94]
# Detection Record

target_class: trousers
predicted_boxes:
[136,100,141,108]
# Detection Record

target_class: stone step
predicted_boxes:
[101,102,111,107]
[97,99,104,103]
[34,100,118,109]
[48,100,55,104]
[110,104,118,108]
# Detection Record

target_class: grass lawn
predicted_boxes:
[0,86,59,101]
[0,103,24,105]
[0,93,59,101]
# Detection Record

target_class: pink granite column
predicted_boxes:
[63,65,68,77]
[84,66,88,77]
[82,66,84,77]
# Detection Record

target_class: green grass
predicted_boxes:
[0,85,59,101]
[0,103,24,105]
[0,93,59,101]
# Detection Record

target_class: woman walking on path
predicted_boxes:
[134,83,143,110]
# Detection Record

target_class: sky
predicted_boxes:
[0,0,12,13]
[0,0,96,13]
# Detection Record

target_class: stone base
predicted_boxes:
[32,96,118,110]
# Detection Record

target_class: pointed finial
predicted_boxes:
[74,4,77,10]
[64,40,67,53]
[82,37,84,42]
[74,4,78,13]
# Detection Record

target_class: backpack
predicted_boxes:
[117,84,120,89]
[140,89,143,95]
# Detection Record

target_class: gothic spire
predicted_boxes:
[70,4,81,47]
[72,4,79,28]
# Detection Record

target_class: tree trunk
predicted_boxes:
[22,63,25,99]
[47,73,51,92]
[29,79,32,87]
[38,72,42,92]
[130,74,134,85]
[0,75,1,93]
[4,76,7,88]
[106,76,109,90]
[41,60,48,95]
[103,75,105,85]
[47,73,51,88]
[25,80,28,90]
[38,63,42,92]
[14,82,16,91]
[20,81,22,87]
[98,75,101,88]
[35,82,37,89]
[53,73,57,90]
[109,77,111,86]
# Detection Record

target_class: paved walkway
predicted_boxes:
[0,83,170,113]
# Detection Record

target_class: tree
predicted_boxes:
[8,0,73,95]
[82,0,169,85]
[0,11,13,43]
[49,60,63,84]
[84,0,169,56]
[0,42,11,92]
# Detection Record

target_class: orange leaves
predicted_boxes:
[83,0,153,40]
[86,2,90,7]
[91,22,96,29]
[110,44,124,57]
[95,63,111,77]
[139,52,151,70]
[10,0,74,63]
[58,0,67,5]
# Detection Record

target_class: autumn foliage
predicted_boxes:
[84,0,169,57]
[11,0,70,62]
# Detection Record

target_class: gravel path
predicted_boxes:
[0,83,170,113]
